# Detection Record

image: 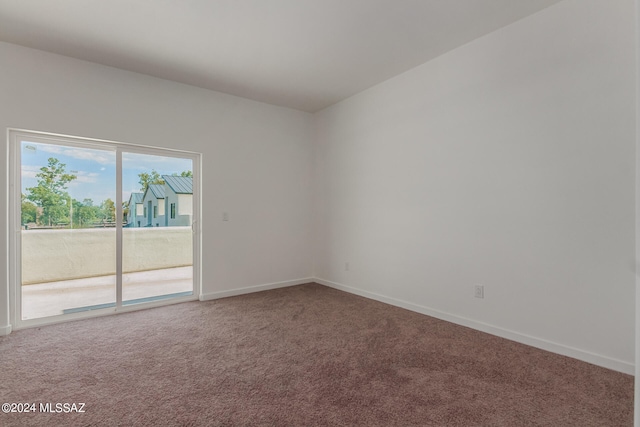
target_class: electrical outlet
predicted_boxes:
[345,262,350,271]
[474,285,484,299]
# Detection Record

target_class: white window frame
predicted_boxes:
[7,128,202,330]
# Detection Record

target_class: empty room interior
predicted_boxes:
[1,0,639,425]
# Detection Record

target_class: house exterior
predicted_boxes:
[141,184,165,227]
[126,192,144,227]
[138,177,192,227]
[162,175,193,227]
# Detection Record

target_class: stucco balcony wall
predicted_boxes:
[21,227,193,285]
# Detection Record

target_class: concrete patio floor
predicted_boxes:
[22,266,193,320]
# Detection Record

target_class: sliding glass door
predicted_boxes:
[9,130,200,327]
[121,152,194,305]
[19,141,117,319]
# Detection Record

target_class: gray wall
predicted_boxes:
[313,0,635,373]
[0,41,315,332]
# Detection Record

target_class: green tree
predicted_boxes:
[122,201,130,224]
[75,198,100,227]
[100,198,116,223]
[170,170,193,178]
[26,157,76,226]
[138,170,164,192]
[21,193,38,225]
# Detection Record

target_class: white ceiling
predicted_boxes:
[0,0,563,112]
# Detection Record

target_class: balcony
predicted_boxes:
[21,227,193,320]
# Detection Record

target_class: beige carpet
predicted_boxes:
[0,283,633,426]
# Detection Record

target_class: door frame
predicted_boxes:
[8,128,202,330]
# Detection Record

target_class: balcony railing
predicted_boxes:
[21,226,193,285]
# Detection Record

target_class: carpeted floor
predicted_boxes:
[0,283,633,426]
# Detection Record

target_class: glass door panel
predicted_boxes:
[121,152,194,305]
[20,140,116,320]
[12,130,199,327]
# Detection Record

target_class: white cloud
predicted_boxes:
[123,153,192,171]
[38,144,114,165]
[37,144,63,155]
[21,165,40,179]
[22,166,100,185]
[69,171,101,185]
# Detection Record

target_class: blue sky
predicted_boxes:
[21,141,192,205]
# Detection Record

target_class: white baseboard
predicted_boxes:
[0,324,12,336]
[200,277,314,301]
[314,277,634,375]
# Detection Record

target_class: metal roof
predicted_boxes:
[163,175,193,194]
[129,192,144,204]
[148,184,166,199]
